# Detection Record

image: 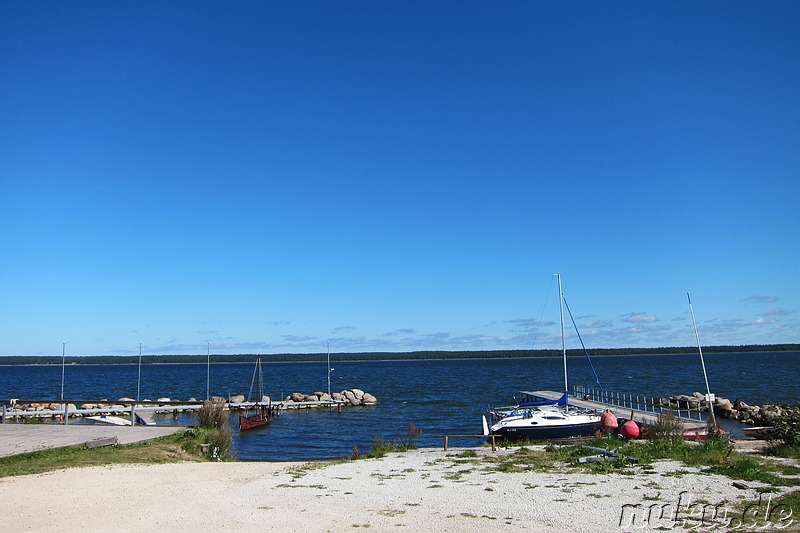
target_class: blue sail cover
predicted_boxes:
[518,392,569,407]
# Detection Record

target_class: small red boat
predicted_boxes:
[239,405,271,430]
[681,425,726,441]
[238,357,272,431]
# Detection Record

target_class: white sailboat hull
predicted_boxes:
[489,407,600,440]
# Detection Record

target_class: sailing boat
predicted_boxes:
[483,274,601,440]
[239,356,273,431]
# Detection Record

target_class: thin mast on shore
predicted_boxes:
[687,292,716,429]
[60,342,66,401]
[327,341,331,398]
[137,342,142,401]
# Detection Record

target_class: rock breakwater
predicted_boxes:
[2,388,378,421]
[657,392,797,427]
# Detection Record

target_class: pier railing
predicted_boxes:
[573,386,706,422]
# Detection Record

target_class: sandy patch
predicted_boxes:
[0,447,789,532]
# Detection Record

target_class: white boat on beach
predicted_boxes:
[742,426,774,439]
[85,415,132,426]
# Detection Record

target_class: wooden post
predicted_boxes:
[490,435,497,451]
[63,403,69,425]
[443,436,449,451]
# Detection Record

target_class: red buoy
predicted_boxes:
[601,411,618,431]
[621,420,640,439]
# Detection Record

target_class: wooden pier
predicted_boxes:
[1,398,349,426]
[524,390,709,426]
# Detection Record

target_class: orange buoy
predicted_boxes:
[621,420,640,439]
[600,411,618,431]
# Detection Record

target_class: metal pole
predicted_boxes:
[60,342,66,401]
[137,342,142,402]
[206,341,210,400]
[327,341,331,398]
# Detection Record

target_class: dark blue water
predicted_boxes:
[1,352,797,461]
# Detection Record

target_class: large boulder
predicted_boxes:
[344,390,356,402]
[118,397,135,403]
[351,388,365,400]
[157,397,171,403]
[291,392,306,403]
[362,393,378,404]
[229,395,245,404]
[332,392,345,401]
[318,393,332,402]
[210,396,226,404]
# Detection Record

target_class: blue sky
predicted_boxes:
[1,2,798,357]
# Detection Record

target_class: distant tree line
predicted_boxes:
[0,344,797,366]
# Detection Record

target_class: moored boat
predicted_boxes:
[681,425,727,441]
[742,426,774,439]
[239,357,273,431]
[484,275,601,441]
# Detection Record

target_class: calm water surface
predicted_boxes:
[1,352,797,461]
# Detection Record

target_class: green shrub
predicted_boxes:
[198,400,229,429]
[769,404,800,447]
[192,401,233,460]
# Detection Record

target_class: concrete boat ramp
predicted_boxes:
[0,424,186,458]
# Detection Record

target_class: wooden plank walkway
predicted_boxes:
[526,390,708,425]
[0,424,186,458]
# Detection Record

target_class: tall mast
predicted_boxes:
[327,341,331,398]
[687,292,716,429]
[60,342,66,401]
[136,342,142,401]
[557,274,567,393]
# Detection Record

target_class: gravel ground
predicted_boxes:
[0,446,793,532]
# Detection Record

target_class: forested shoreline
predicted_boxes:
[0,344,797,366]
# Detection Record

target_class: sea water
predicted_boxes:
[1,352,797,461]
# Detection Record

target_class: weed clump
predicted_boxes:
[643,411,685,444]
[357,424,423,459]
[189,401,233,461]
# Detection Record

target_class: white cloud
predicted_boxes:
[508,318,557,330]
[282,335,317,342]
[620,313,658,323]
[383,328,416,336]
[753,317,778,325]
[765,307,791,317]
[582,320,613,328]
[743,295,780,304]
